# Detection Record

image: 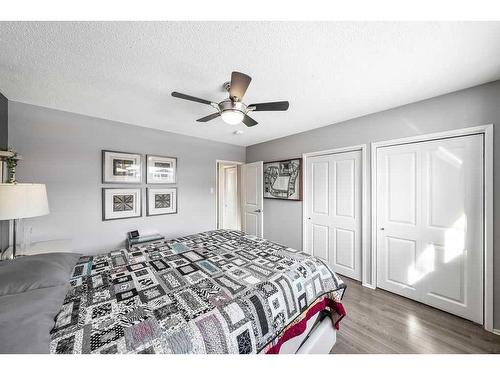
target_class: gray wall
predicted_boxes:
[247,80,500,328]
[9,101,245,254]
[0,92,8,251]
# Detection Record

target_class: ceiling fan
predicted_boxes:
[171,71,289,127]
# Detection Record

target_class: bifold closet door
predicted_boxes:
[305,150,362,281]
[376,134,483,323]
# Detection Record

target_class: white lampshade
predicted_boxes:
[0,183,50,220]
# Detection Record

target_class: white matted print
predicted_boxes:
[147,155,177,184]
[147,187,177,216]
[102,188,142,220]
[102,150,142,183]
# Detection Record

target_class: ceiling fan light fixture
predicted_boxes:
[221,109,245,125]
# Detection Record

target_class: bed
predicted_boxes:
[1,230,346,354]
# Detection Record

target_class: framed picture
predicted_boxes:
[147,187,177,216]
[102,188,142,221]
[263,158,302,201]
[102,150,142,183]
[146,155,177,184]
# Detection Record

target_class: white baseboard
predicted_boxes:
[362,283,376,290]
[493,329,500,336]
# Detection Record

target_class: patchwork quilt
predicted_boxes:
[49,230,346,354]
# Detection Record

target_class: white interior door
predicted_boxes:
[376,134,483,323]
[305,150,362,280]
[222,166,238,230]
[241,161,263,237]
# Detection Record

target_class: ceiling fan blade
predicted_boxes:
[196,112,221,122]
[242,114,258,127]
[171,91,213,105]
[249,101,289,111]
[229,71,252,100]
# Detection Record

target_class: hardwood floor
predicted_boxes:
[331,277,500,354]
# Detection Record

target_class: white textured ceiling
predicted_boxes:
[1,22,500,146]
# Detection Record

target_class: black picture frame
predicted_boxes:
[263,158,302,201]
[146,187,178,216]
[146,154,178,184]
[102,150,143,184]
[102,187,143,221]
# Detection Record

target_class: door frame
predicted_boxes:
[370,124,494,332]
[215,160,244,230]
[302,144,369,285]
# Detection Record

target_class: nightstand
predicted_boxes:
[1,239,73,260]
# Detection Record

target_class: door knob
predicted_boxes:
[254,209,262,213]
[380,227,385,231]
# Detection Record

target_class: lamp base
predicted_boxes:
[12,218,17,259]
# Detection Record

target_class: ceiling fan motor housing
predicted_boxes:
[218,99,247,115]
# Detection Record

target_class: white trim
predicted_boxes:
[369,125,492,148]
[361,147,370,287]
[216,160,244,165]
[370,124,494,332]
[302,145,367,158]
[493,329,500,337]
[484,125,494,332]
[302,144,369,285]
[370,143,378,289]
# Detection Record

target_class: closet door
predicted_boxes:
[376,142,422,301]
[376,134,483,323]
[305,150,362,280]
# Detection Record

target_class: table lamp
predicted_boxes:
[0,183,49,258]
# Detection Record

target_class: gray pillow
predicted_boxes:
[0,252,81,296]
[0,284,69,353]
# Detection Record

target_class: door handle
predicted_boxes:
[380,227,385,231]
[254,209,262,213]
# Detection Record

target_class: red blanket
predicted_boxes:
[265,297,346,354]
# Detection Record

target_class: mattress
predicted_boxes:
[49,230,346,354]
